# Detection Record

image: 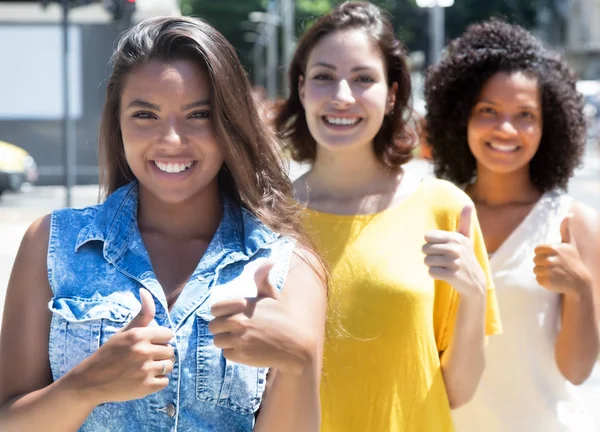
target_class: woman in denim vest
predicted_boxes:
[0,17,326,432]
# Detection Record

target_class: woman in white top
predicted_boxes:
[425,19,600,431]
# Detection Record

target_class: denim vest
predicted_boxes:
[47,182,296,432]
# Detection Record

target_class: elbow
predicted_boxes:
[447,389,475,410]
[444,355,486,410]
[290,333,320,376]
[561,366,592,386]
[555,345,598,386]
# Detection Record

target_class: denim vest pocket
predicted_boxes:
[195,310,268,415]
[48,297,133,379]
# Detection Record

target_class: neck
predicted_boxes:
[308,143,400,198]
[137,183,223,240]
[467,165,541,206]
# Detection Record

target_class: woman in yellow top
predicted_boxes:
[274,2,502,431]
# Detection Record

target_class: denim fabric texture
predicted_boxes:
[46,181,295,432]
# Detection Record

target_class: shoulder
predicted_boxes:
[414,177,474,214]
[569,200,599,252]
[21,213,52,253]
[9,214,53,297]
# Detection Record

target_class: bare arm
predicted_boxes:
[439,293,487,408]
[253,249,326,432]
[554,202,600,384]
[424,204,491,409]
[0,216,175,432]
[0,215,97,431]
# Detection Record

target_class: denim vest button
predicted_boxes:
[166,403,176,418]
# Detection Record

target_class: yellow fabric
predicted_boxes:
[302,178,502,432]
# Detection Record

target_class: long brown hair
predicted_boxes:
[275,1,415,170]
[99,17,317,252]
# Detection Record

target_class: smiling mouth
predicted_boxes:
[486,142,520,153]
[153,161,196,173]
[322,115,363,126]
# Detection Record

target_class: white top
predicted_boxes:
[453,191,596,432]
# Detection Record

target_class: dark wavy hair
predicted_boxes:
[424,19,586,191]
[275,1,414,170]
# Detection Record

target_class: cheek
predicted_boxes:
[361,87,388,113]
[303,86,327,112]
[466,118,483,150]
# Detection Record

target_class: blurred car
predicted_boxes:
[0,140,38,195]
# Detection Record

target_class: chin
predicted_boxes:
[479,161,530,176]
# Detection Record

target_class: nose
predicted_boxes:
[495,116,518,137]
[332,79,355,108]
[160,117,185,149]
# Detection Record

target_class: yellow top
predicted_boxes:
[302,178,502,432]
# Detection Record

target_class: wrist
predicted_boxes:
[565,278,593,302]
[459,282,487,305]
[59,366,104,409]
[54,372,100,412]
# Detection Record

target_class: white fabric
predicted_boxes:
[453,191,597,432]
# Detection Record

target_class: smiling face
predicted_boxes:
[468,71,543,177]
[119,59,224,205]
[299,29,396,154]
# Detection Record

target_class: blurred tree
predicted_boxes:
[180,0,266,71]
[180,0,547,83]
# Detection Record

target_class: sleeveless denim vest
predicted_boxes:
[47,182,296,432]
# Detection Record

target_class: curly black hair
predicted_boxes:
[424,19,586,191]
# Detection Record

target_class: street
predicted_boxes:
[1,154,599,424]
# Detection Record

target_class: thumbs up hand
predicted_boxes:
[423,204,487,298]
[67,288,175,406]
[209,261,308,374]
[534,215,592,295]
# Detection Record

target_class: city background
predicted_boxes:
[0,0,599,427]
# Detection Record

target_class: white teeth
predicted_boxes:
[489,143,518,152]
[154,161,194,173]
[325,116,360,126]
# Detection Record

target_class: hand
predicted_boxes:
[208,261,311,374]
[68,289,175,405]
[534,215,592,297]
[422,204,486,299]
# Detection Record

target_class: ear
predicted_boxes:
[386,82,398,115]
[298,75,306,108]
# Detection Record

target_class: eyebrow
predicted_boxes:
[309,62,376,72]
[182,99,210,110]
[126,99,210,111]
[478,99,540,109]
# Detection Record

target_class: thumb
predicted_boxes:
[124,288,155,330]
[560,214,575,244]
[254,261,280,299]
[457,204,474,239]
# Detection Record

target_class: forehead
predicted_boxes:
[121,59,211,100]
[306,29,385,69]
[478,71,540,104]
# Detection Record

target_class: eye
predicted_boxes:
[132,111,156,119]
[479,107,496,115]
[312,73,332,81]
[189,111,210,119]
[356,75,375,83]
[518,111,535,120]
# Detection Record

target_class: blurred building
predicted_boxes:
[536,0,600,79]
[565,0,600,79]
[0,0,180,186]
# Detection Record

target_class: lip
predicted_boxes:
[486,142,520,154]
[149,160,197,180]
[321,115,363,129]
